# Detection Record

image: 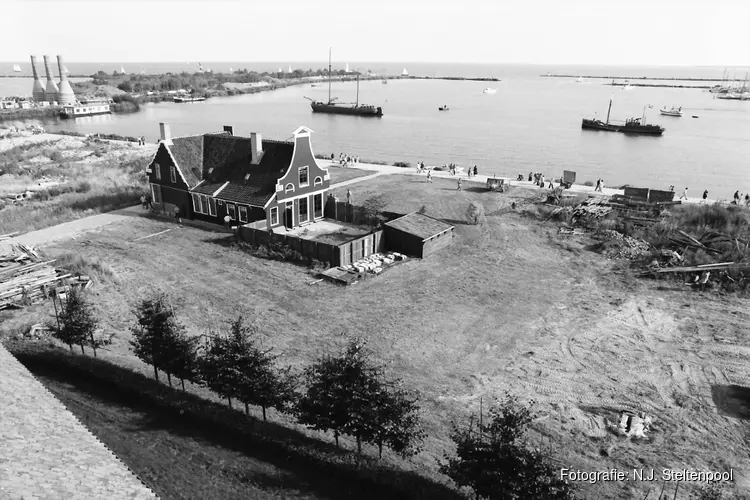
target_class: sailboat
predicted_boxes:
[288,65,293,73]
[305,48,383,117]
[120,65,125,74]
[13,64,21,73]
[401,67,409,77]
[345,63,350,73]
[229,67,233,72]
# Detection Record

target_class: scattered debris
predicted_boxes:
[0,244,91,310]
[616,412,653,438]
[596,230,651,259]
[320,252,407,285]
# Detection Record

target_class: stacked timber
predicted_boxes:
[0,244,89,310]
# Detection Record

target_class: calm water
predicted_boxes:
[1,64,749,199]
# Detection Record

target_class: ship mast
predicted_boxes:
[328,47,332,104]
[606,96,613,124]
[356,74,359,107]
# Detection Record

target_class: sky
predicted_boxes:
[3,0,749,66]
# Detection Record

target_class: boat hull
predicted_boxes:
[174,97,205,103]
[620,125,664,136]
[311,102,383,117]
[60,110,112,118]
[581,119,619,132]
[660,111,683,117]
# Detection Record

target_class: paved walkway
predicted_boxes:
[0,343,158,500]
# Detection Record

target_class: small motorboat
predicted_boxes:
[660,105,684,117]
[438,106,449,111]
[692,115,699,118]
[482,88,497,94]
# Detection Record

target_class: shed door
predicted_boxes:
[285,202,294,228]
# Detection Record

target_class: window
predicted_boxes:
[238,205,248,223]
[299,196,309,223]
[227,203,236,220]
[191,193,217,216]
[299,166,309,187]
[313,176,323,186]
[154,162,161,180]
[285,183,295,194]
[170,165,177,183]
[270,206,279,226]
[313,193,323,219]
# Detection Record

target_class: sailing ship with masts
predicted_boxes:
[305,48,383,117]
[582,97,665,136]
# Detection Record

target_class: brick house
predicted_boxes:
[147,123,330,229]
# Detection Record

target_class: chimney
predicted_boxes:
[159,122,172,144]
[30,56,46,102]
[223,125,233,136]
[42,55,59,103]
[55,55,76,105]
[250,132,262,164]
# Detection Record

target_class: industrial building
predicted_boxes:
[29,54,76,105]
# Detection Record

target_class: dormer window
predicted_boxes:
[299,166,309,187]
[285,183,295,194]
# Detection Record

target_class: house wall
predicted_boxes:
[422,229,455,257]
[275,134,330,204]
[147,144,191,218]
[267,191,326,230]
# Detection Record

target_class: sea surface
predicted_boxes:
[1,63,749,199]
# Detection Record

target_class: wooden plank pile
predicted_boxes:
[667,229,746,255]
[0,243,90,311]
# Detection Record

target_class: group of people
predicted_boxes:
[334,153,359,167]
[528,172,553,189]
[677,187,750,206]
[139,193,153,210]
[594,178,606,192]
[136,136,147,146]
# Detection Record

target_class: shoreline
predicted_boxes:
[542,74,732,82]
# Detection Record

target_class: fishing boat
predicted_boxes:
[581,97,620,132]
[660,105,683,117]
[582,100,664,136]
[305,48,383,117]
[482,88,497,94]
[438,105,449,111]
[13,64,21,73]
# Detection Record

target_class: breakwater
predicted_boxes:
[610,83,711,89]
[409,76,500,82]
[542,74,731,82]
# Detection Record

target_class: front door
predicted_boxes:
[285,201,294,228]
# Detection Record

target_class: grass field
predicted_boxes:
[3,174,750,499]
[325,165,375,185]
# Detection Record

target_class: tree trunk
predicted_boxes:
[180,379,186,392]
[334,430,339,448]
[378,442,383,459]
[245,402,249,415]
[153,364,159,382]
[227,397,232,409]
[67,343,73,353]
[79,344,85,354]
[356,435,362,455]
[166,372,172,388]
[262,406,267,422]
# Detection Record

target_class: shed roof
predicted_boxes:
[384,212,454,241]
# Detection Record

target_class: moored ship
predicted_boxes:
[60,99,112,118]
[581,97,620,132]
[620,117,664,135]
[582,98,664,135]
[306,48,383,117]
[173,95,206,103]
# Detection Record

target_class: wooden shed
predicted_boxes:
[383,212,455,258]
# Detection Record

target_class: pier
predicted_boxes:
[541,74,732,82]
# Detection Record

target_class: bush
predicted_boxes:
[392,161,411,168]
[466,202,485,225]
[54,253,120,283]
[75,181,92,193]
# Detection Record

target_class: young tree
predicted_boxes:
[54,288,98,355]
[130,293,184,384]
[361,194,389,228]
[218,316,297,420]
[169,334,202,392]
[369,379,426,459]
[199,329,238,408]
[440,393,576,500]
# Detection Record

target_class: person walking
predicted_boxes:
[140,194,146,209]
[680,187,689,200]
[528,172,533,182]
[473,165,478,176]
[457,177,462,191]
[173,205,182,225]
[426,170,432,183]
[745,193,750,207]
[346,188,352,204]
[145,193,152,210]
[702,189,708,204]
[224,214,231,229]
[595,179,602,192]
[733,190,740,205]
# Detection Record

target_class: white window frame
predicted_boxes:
[192,193,201,213]
[238,205,248,223]
[150,183,161,204]
[270,206,279,226]
[298,196,309,224]
[169,165,176,183]
[226,202,236,220]
[313,193,323,219]
[313,176,323,186]
[208,197,216,216]
[154,162,161,180]
[191,194,217,216]
[285,183,295,194]
[299,166,309,187]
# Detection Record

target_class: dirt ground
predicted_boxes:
[3,174,749,499]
